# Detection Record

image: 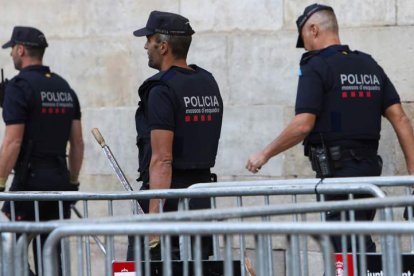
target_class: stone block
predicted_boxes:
[284,0,396,30]
[214,105,286,177]
[0,1,180,38]
[75,0,180,38]
[227,31,302,106]
[82,107,139,183]
[282,106,314,178]
[397,0,414,25]
[379,118,398,176]
[188,34,230,103]
[341,26,414,102]
[181,0,283,32]
[44,37,148,108]
[0,1,84,38]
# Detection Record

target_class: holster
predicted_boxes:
[14,140,34,185]
[308,145,378,177]
[309,145,334,178]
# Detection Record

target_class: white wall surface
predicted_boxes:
[1,0,413,187]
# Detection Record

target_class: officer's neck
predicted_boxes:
[160,58,193,71]
[318,36,341,50]
[20,58,43,69]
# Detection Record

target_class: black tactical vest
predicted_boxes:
[135,65,223,182]
[302,47,386,145]
[14,69,78,158]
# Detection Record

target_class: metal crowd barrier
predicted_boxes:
[0,195,409,276]
[1,194,414,275]
[189,176,414,189]
[0,175,413,275]
[41,220,414,276]
[0,212,13,276]
[0,182,388,274]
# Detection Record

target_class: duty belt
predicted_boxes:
[331,147,377,161]
[308,145,378,178]
[308,145,377,160]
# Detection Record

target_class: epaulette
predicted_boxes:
[9,74,30,86]
[300,49,321,65]
[300,47,339,65]
[138,70,173,100]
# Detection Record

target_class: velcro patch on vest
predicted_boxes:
[183,95,221,123]
[339,74,380,99]
[40,91,74,114]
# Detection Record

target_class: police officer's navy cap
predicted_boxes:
[2,26,48,49]
[133,11,195,37]
[296,3,334,48]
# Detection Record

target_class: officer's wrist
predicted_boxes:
[149,239,160,249]
[70,174,79,185]
[261,149,271,163]
[0,176,8,191]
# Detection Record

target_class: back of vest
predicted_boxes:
[307,50,385,144]
[166,67,223,169]
[136,66,223,173]
[18,70,79,157]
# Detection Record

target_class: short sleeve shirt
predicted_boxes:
[147,84,176,131]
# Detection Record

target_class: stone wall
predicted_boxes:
[1,0,413,187]
[1,2,413,274]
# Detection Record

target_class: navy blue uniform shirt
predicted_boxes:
[295,45,400,146]
[2,65,81,156]
[142,65,223,170]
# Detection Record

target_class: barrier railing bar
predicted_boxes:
[2,195,414,234]
[42,221,414,276]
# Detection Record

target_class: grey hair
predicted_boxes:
[154,34,171,44]
[311,9,339,34]
[153,33,192,59]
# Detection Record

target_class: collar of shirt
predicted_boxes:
[20,64,51,74]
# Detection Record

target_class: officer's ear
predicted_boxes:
[159,41,169,56]
[309,23,319,39]
[16,45,25,57]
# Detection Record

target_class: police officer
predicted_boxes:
[0,26,84,274]
[246,4,414,252]
[127,11,223,260]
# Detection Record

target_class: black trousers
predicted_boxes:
[127,169,214,261]
[2,165,73,276]
[317,155,383,253]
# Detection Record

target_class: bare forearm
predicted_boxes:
[0,124,25,178]
[149,159,172,213]
[262,123,310,160]
[394,115,414,174]
[0,141,22,177]
[68,120,84,181]
[385,104,414,175]
[68,143,84,179]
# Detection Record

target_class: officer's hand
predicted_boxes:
[68,182,80,191]
[148,236,161,260]
[246,151,267,173]
[245,257,256,276]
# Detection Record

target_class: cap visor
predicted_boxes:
[2,40,13,49]
[296,35,304,48]
[133,28,153,37]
